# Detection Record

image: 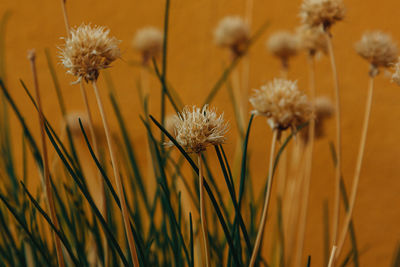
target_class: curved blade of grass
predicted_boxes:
[149,114,242,265]
[215,145,251,254]
[44,48,81,168]
[44,124,129,267]
[0,194,53,266]
[329,142,359,267]
[0,79,42,169]
[20,182,80,266]
[109,93,150,212]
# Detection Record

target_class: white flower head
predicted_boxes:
[214,16,250,56]
[250,79,312,131]
[133,27,164,64]
[169,105,229,153]
[60,24,121,83]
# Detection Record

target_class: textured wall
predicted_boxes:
[1,0,400,266]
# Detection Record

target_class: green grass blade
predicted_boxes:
[0,194,53,266]
[20,182,80,266]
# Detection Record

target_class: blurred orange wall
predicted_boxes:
[1,0,400,266]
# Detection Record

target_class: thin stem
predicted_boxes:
[79,81,108,264]
[294,54,316,267]
[59,0,70,36]
[325,32,342,247]
[28,50,65,267]
[242,0,254,115]
[249,129,279,267]
[335,74,375,259]
[91,80,139,267]
[198,154,210,267]
[327,246,337,267]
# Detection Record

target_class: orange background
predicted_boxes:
[1,0,400,266]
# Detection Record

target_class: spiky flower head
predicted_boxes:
[355,31,398,74]
[267,31,300,66]
[169,105,229,154]
[214,16,250,57]
[299,0,345,30]
[133,27,164,65]
[250,79,312,131]
[297,25,327,55]
[301,96,334,141]
[60,24,121,83]
[391,58,400,86]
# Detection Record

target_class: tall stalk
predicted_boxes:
[249,129,279,267]
[198,154,210,267]
[92,80,140,266]
[325,32,342,247]
[79,81,108,264]
[59,0,70,36]
[294,54,316,267]
[336,72,375,259]
[28,50,65,267]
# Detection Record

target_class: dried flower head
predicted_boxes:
[267,31,300,65]
[250,79,312,131]
[297,25,327,55]
[214,16,250,56]
[64,112,90,135]
[391,58,400,86]
[301,96,334,141]
[355,31,398,72]
[170,105,229,153]
[299,0,345,30]
[60,24,121,83]
[133,27,164,64]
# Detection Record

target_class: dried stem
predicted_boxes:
[325,31,342,247]
[60,0,70,36]
[294,54,316,267]
[198,154,210,267]
[249,129,279,267]
[335,73,375,259]
[242,0,254,114]
[28,50,65,267]
[79,81,108,264]
[91,80,139,266]
[327,246,337,267]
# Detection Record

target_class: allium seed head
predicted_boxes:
[214,16,250,56]
[169,105,229,154]
[267,31,300,64]
[250,79,312,131]
[60,24,120,83]
[297,25,327,55]
[133,27,164,64]
[299,0,345,30]
[355,31,398,71]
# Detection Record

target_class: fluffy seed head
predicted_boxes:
[60,24,120,83]
[214,16,250,56]
[301,96,334,141]
[133,27,164,64]
[169,105,229,153]
[299,0,345,30]
[391,58,400,86]
[250,79,312,131]
[297,25,327,55]
[267,31,300,63]
[355,31,398,70]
